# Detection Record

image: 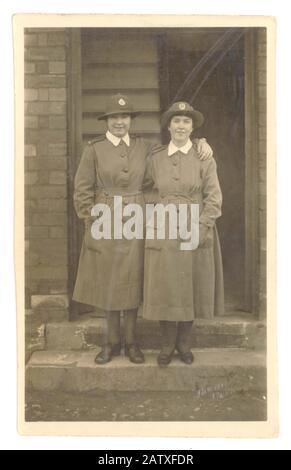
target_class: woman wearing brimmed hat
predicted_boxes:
[143,101,224,367]
[73,94,213,365]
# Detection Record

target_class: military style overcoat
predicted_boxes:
[143,144,224,321]
[73,135,152,311]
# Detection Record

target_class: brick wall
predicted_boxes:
[25,28,69,321]
[256,29,267,317]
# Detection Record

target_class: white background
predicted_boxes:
[0,0,290,450]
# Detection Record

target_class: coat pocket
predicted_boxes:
[198,226,214,249]
[84,221,102,253]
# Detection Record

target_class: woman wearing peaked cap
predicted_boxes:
[73,94,214,365]
[143,101,224,367]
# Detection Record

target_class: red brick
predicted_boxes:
[47,32,67,45]
[258,98,266,114]
[259,195,266,211]
[25,144,37,157]
[31,253,68,267]
[25,62,36,74]
[49,227,68,238]
[258,71,266,85]
[259,168,266,183]
[257,57,266,72]
[25,226,49,239]
[28,266,68,280]
[36,198,67,212]
[48,143,67,156]
[258,127,266,140]
[259,113,266,127]
[25,116,38,129]
[25,74,66,88]
[30,185,67,199]
[25,34,38,46]
[27,101,66,116]
[25,88,38,101]
[27,46,66,61]
[39,116,49,129]
[36,171,50,184]
[26,200,37,211]
[49,171,67,185]
[36,62,49,74]
[25,129,66,144]
[257,28,267,44]
[257,42,267,57]
[32,213,68,226]
[49,61,66,74]
[26,251,41,266]
[38,33,48,46]
[37,141,48,156]
[259,140,266,155]
[49,102,67,115]
[39,89,49,101]
[26,156,67,171]
[49,116,67,129]
[49,88,66,101]
[25,171,38,185]
[259,208,266,225]
[32,239,67,253]
[258,84,266,99]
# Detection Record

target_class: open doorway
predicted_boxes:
[159,29,246,312]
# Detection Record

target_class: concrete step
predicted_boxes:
[45,314,266,351]
[26,348,266,393]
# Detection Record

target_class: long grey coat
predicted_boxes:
[73,136,152,311]
[143,144,224,321]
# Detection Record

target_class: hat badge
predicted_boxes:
[179,103,186,110]
[118,98,126,106]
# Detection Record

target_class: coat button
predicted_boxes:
[123,168,129,173]
[173,176,179,181]
[173,161,178,166]
[120,154,126,158]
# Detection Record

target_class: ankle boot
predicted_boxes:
[95,310,121,365]
[157,321,177,367]
[124,309,144,364]
[176,321,194,364]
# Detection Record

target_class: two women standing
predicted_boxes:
[73,94,223,367]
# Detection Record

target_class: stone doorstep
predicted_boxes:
[26,349,266,393]
[45,315,266,351]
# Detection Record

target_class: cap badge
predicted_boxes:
[119,98,126,106]
[179,103,186,110]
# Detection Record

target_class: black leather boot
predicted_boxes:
[157,321,177,367]
[176,321,194,365]
[124,309,145,364]
[94,343,122,365]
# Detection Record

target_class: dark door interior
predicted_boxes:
[161,30,246,311]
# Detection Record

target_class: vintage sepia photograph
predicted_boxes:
[14,14,276,437]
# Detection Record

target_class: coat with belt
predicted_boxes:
[73,135,152,311]
[143,143,224,321]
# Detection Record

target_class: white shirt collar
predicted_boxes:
[106,130,130,147]
[168,139,193,156]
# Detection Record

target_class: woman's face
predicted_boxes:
[107,114,131,138]
[168,115,193,146]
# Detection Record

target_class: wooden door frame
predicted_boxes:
[244,29,260,316]
[67,28,83,319]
